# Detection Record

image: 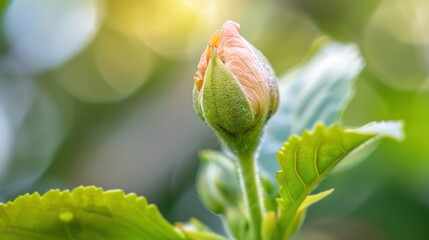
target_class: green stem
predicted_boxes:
[237,154,265,240]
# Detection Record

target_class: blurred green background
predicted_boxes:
[0,0,428,239]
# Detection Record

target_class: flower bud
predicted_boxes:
[193,20,279,156]
[196,151,241,214]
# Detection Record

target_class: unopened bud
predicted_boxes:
[193,20,279,156]
[196,151,241,214]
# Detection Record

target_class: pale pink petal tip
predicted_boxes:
[222,20,240,31]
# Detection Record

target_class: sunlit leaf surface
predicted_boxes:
[276,122,403,238]
[0,186,185,240]
[259,41,364,180]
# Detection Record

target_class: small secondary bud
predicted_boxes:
[196,151,241,214]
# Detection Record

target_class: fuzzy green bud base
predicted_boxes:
[194,53,268,157]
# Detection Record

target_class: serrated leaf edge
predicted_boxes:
[276,121,403,238]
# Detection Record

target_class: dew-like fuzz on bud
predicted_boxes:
[192,20,279,156]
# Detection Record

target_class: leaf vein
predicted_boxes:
[313,142,321,176]
[293,146,307,188]
[283,176,295,202]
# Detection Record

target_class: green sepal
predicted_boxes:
[200,52,263,156]
[193,85,204,121]
[201,52,255,135]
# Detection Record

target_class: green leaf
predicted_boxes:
[276,122,404,238]
[298,189,334,212]
[261,211,277,240]
[176,218,227,240]
[284,189,334,237]
[0,0,10,53]
[0,0,9,13]
[259,40,364,181]
[0,186,185,240]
